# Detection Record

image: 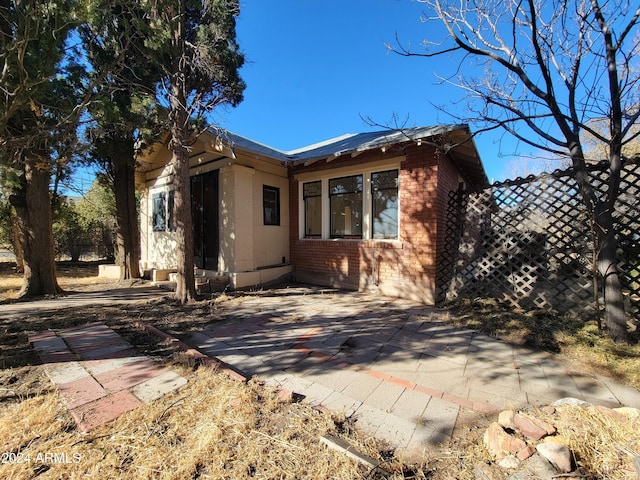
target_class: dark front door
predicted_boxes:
[191,170,219,270]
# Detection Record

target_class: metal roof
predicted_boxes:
[215,124,489,190]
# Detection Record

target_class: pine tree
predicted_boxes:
[141,0,245,302]
[0,0,84,297]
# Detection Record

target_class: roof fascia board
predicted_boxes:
[293,156,405,182]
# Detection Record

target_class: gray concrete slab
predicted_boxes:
[321,390,362,417]
[132,370,188,402]
[364,381,406,413]
[389,388,431,423]
[420,396,459,438]
[299,381,336,405]
[45,361,90,384]
[306,367,364,393]
[373,413,416,450]
[596,375,640,408]
[341,374,384,403]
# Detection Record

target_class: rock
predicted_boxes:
[516,445,536,461]
[552,397,591,407]
[634,456,640,479]
[276,388,293,403]
[540,405,556,415]
[498,410,517,430]
[507,454,558,480]
[592,405,627,422]
[513,413,548,441]
[536,443,572,473]
[530,416,556,436]
[484,422,527,460]
[498,455,521,470]
[613,406,640,419]
[475,461,507,480]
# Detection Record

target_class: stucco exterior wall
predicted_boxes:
[138,134,290,282]
[252,169,290,268]
[140,157,177,270]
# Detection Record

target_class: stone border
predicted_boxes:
[135,321,248,383]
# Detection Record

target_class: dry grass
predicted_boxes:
[534,404,640,480]
[0,368,366,479]
[0,261,115,302]
[0,271,435,479]
[0,365,436,479]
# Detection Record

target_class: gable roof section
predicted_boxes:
[221,124,489,190]
[213,129,291,162]
[136,124,488,191]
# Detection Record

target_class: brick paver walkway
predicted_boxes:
[179,288,640,457]
[29,323,187,432]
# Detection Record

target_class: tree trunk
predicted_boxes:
[169,87,196,303]
[571,142,627,343]
[11,157,61,297]
[595,205,627,343]
[112,133,141,281]
[10,209,24,273]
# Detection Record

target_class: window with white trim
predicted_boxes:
[371,170,398,239]
[303,180,322,236]
[301,168,399,240]
[330,175,363,238]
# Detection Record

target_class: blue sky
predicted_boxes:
[215,0,533,182]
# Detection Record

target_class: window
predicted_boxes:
[330,175,362,238]
[263,185,280,226]
[152,192,166,232]
[303,181,322,236]
[299,167,399,240]
[371,170,399,239]
[152,190,176,232]
[167,190,176,232]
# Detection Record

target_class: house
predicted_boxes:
[135,124,489,304]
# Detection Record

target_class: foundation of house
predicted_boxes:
[149,265,292,294]
[229,264,293,290]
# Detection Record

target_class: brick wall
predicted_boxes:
[289,144,460,304]
[434,150,464,301]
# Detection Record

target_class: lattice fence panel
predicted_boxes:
[441,161,640,317]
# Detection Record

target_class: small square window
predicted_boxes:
[263,185,280,226]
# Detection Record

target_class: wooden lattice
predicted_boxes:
[440,161,640,318]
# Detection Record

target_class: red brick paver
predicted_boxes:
[70,390,143,432]
[57,376,107,410]
[29,323,187,433]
